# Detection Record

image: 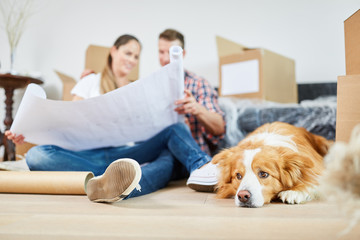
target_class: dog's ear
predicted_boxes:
[313,134,333,157]
[279,154,316,189]
[212,149,234,183]
[212,148,237,183]
[212,147,239,198]
[212,148,234,165]
[305,130,333,157]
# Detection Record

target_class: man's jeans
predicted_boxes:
[26,123,211,198]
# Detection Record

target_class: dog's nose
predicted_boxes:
[238,190,251,203]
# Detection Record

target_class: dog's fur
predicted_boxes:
[320,124,360,235]
[212,121,332,208]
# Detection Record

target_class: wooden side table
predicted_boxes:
[0,74,43,161]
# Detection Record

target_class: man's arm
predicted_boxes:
[174,90,225,136]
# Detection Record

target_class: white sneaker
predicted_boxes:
[186,162,219,192]
[85,158,142,203]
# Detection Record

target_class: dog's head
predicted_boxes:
[213,125,327,207]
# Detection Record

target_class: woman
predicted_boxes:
[72,34,140,100]
[6,34,213,203]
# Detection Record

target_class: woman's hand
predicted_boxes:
[5,130,26,145]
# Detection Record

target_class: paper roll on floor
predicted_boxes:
[0,171,94,195]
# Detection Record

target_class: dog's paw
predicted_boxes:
[278,190,312,204]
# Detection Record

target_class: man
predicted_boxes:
[159,29,225,155]
[158,29,226,191]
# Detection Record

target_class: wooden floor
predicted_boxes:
[0,180,359,240]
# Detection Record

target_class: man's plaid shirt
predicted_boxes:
[184,70,225,155]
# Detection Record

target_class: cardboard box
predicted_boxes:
[216,36,297,103]
[15,142,36,159]
[56,44,139,101]
[55,70,77,101]
[336,9,360,143]
[345,9,360,75]
[336,75,360,142]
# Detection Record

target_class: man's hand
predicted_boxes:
[174,90,225,136]
[174,90,205,116]
[5,130,25,145]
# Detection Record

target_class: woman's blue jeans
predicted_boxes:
[26,123,211,198]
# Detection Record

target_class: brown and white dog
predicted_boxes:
[212,122,332,208]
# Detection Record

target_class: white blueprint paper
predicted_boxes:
[10,46,184,151]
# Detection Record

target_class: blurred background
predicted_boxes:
[0,0,358,120]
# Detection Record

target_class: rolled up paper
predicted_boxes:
[0,171,94,195]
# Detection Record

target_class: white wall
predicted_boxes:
[0,0,358,130]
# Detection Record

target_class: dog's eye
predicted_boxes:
[258,171,269,178]
[236,173,242,180]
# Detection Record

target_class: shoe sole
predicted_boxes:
[86,158,141,203]
[187,183,216,193]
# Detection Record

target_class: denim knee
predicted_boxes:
[171,122,191,134]
[26,145,53,171]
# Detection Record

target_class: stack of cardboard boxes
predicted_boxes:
[336,9,360,142]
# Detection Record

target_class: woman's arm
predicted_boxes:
[5,130,26,145]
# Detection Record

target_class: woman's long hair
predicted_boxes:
[100,34,141,94]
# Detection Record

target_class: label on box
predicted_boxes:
[221,59,259,95]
